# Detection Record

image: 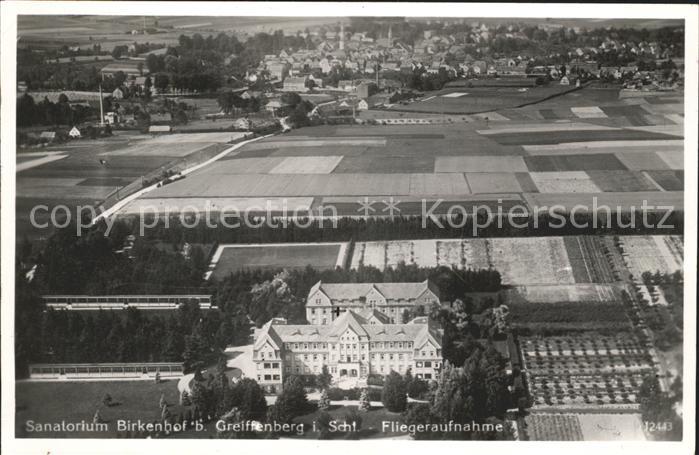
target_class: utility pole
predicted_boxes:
[99,84,105,126]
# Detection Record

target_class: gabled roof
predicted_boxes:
[253,319,284,350]
[309,280,438,302]
[327,310,368,338]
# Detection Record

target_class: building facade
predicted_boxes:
[253,310,443,393]
[305,280,440,325]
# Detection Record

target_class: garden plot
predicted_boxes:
[530,172,602,193]
[525,413,583,440]
[351,239,494,271]
[412,240,439,268]
[521,334,654,409]
[577,413,646,441]
[385,242,414,268]
[656,151,683,170]
[204,157,284,174]
[99,141,214,157]
[246,138,386,149]
[146,132,247,143]
[614,152,672,170]
[506,284,619,303]
[269,156,343,174]
[523,139,683,155]
[571,106,608,118]
[434,156,528,173]
[465,173,523,193]
[488,237,575,285]
[478,122,614,135]
[617,235,683,278]
[586,171,659,192]
[408,173,471,195]
[645,171,683,191]
[524,153,627,172]
[358,241,388,269]
[119,197,314,216]
[436,240,463,268]
[563,236,618,283]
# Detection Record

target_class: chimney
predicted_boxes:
[340,22,345,51]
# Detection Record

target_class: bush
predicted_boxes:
[367,374,384,387]
[381,371,407,412]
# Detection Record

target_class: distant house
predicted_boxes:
[68,127,81,138]
[283,76,309,92]
[266,63,287,80]
[357,99,370,111]
[39,131,56,142]
[265,100,283,116]
[148,125,171,134]
[112,87,124,99]
[104,112,119,125]
[100,62,144,78]
[559,76,570,86]
[337,80,355,92]
[150,113,172,124]
[233,118,251,130]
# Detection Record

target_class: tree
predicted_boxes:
[381,371,407,412]
[358,388,371,411]
[317,365,332,390]
[318,388,331,411]
[344,408,362,439]
[273,376,308,423]
[316,410,333,439]
[402,403,436,440]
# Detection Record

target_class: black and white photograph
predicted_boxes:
[1,2,696,454]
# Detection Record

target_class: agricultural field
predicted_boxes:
[388,84,575,114]
[16,132,240,242]
[488,237,575,285]
[616,235,683,279]
[123,92,685,217]
[207,242,347,279]
[505,284,620,304]
[562,236,619,283]
[351,237,613,286]
[520,333,654,409]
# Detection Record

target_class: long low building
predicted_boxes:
[28,362,184,380]
[253,310,443,393]
[306,280,440,324]
[42,295,215,310]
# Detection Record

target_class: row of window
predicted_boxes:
[260,362,280,369]
[284,351,437,363]
[283,341,418,350]
[258,374,281,382]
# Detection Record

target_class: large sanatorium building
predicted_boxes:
[305,280,441,325]
[253,308,443,393]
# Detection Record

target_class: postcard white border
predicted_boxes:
[1,2,697,455]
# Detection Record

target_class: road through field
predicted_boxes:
[94,134,271,224]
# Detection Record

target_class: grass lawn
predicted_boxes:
[292,405,405,439]
[15,380,185,438]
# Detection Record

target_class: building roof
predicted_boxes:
[309,280,439,302]
[254,310,441,346]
